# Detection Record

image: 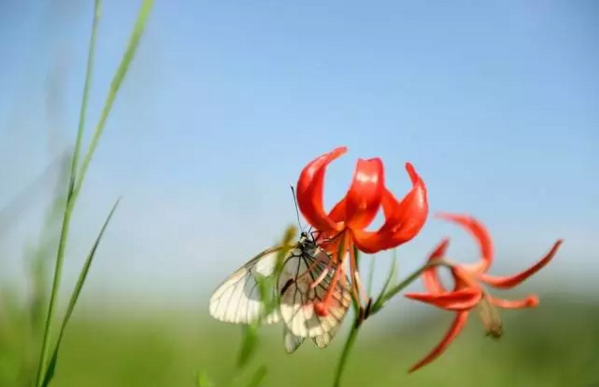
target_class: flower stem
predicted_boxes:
[371,258,447,315]
[330,258,450,387]
[332,318,361,387]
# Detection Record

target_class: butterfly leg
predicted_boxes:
[294,251,329,284]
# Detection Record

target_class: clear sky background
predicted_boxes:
[0,0,597,311]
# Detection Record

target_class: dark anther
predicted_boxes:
[485,326,504,340]
[364,298,373,319]
[355,307,365,329]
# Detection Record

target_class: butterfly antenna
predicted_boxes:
[290,185,304,231]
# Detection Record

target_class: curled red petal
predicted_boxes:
[481,240,563,289]
[296,147,347,232]
[327,197,346,223]
[422,239,450,294]
[409,311,469,373]
[343,158,385,230]
[405,288,482,311]
[351,163,429,254]
[381,163,429,248]
[436,213,494,275]
[488,294,539,309]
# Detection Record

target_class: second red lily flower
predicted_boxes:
[405,213,563,372]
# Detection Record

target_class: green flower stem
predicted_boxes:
[332,318,362,387]
[331,258,450,387]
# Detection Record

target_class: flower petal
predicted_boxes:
[296,147,347,232]
[327,197,346,223]
[488,294,539,309]
[380,164,429,247]
[422,239,450,294]
[481,240,563,289]
[436,213,494,275]
[409,311,469,373]
[405,288,482,311]
[351,163,429,253]
[343,158,385,229]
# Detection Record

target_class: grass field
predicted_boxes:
[2,295,597,387]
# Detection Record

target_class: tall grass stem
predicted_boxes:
[34,0,154,385]
[34,2,102,385]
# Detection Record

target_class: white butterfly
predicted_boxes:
[209,231,352,353]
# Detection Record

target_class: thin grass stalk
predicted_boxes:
[40,199,120,387]
[70,1,101,185]
[34,1,154,385]
[73,0,154,200]
[34,2,102,385]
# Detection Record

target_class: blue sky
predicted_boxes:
[0,0,597,309]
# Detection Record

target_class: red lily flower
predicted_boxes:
[296,146,428,316]
[405,213,563,372]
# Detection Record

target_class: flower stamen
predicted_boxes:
[309,266,331,290]
[478,296,503,339]
[314,263,344,317]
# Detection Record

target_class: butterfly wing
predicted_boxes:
[312,325,341,349]
[283,322,339,352]
[209,246,288,325]
[283,325,306,354]
[278,247,352,339]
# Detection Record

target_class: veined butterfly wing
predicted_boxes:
[282,318,340,353]
[283,325,305,354]
[209,246,288,325]
[312,325,340,349]
[278,246,352,339]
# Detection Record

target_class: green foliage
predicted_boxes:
[41,200,120,387]
[4,297,593,387]
[0,152,70,387]
[245,366,267,387]
[237,324,260,371]
[196,370,214,387]
[32,1,155,386]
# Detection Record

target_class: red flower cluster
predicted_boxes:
[295,146,563,372]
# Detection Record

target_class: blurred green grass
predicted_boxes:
[2,295,595,387]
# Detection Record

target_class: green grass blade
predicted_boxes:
[245,365,267,387]
[70,0,101,187]
[74,0,155,200]
[29,153,71,338]
[40,199,120,387]
[34,2,102,384]
[35,1,154,384]
[236,324,259,371]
